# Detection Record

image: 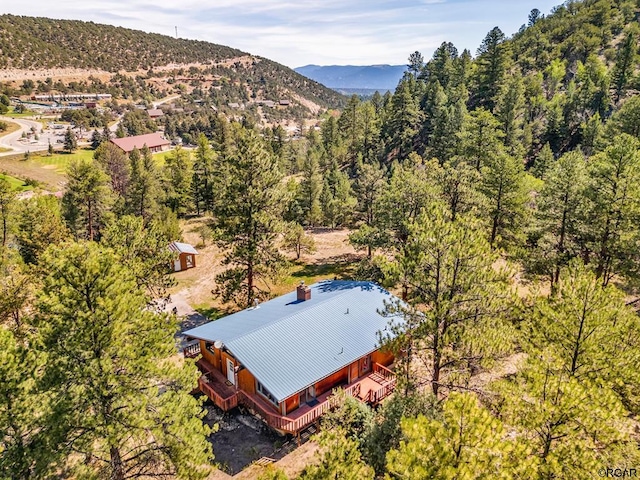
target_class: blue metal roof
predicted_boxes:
[183,280,403,402]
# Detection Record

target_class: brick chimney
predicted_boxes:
[296,282,311,301]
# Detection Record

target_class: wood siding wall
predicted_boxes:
[238,368,256,395]
[284,394,299,414]
[178,253,196,271]
[315,366,349,396]
[349,361,359,383]
[372,349,394,366]
[200,340,222,370]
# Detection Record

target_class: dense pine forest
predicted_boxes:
[3,0,640,478]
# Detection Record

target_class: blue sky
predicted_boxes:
[5,0,561,67]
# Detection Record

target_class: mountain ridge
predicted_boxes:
[0,14,345,112]
[295,64,407,91]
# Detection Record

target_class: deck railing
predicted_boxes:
[236,382,363,434]
[197,362,395,434]
[198,375,238,411]
[373,363,395,382]
[183,343,200,358]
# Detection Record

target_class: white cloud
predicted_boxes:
[3,0,561,67]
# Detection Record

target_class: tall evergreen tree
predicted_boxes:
[192,133,215,216]
[35,242,213,479]
[212,126,288,307]
[473,27,509,111]
[387,393,536,479]
[612,27,638,101]
[529,151,587,289]
[126,146,162,222]
[62,159,112,241]
[0,178,14,247]
[163,146,193,217]
[380,207,514,396]
[480,152,527,248]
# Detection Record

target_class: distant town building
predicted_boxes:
[146,108,164,119]
[110,132,170,154]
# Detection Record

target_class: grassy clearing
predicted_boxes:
[192,304,225,320]
[30,148,95,173]
[0,119,21,138]
[5,107,38,118]
[0,172,32,191]
[271,259,359,297]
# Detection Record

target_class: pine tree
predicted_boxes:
[297,145,323,226]
[387,393,536,479]
[90,129,102,149]
[0,178,14,247]
[612,27,638,101]
[192,133,215,216]
[529,151,587,288]
[531,142,554,179]
[212,126,288,307]
[380,207,515,396]
[495,75,525,157]
[62,159,113,241]
[349,162,387,257]
[0,328,51,479]
[480,152,527,248]
[15,195,68,264]
[458,108,504,171]
[320,162,356,228]
[385,79,421,161]
[35,243,213,479]
[163,146,193,217]
[63,127,77,152]
[101,215,175,302]
[473,27,509,111]
[94,141,130,199]
[126,146,161,222]
[298,429,374,480]
[585,134,640,284]
[281,222,316,260]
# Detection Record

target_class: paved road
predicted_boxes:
[0,117,53,156]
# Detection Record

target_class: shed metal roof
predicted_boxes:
[168,241,199,255]
[183,280,403,402]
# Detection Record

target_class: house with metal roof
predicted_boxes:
[110,132,170,154]
[168,241,199,272]
[182,280,401,436]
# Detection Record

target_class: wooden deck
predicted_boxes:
[196,358,238,410]
[195,359,397,435]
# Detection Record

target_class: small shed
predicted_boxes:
[169,241,199,272]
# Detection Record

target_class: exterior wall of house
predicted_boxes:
[238,368,256,395]
[200,340,222,370]
[176,253,196,271]
[349,360,359,383]
[315,366,349,397]
[372,349,394,367]
[284,393,299,414]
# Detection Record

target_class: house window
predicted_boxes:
[205,342,215,355]
[256,381,278,406]
[186,255,194,268]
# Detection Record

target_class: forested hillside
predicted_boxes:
[3,0,640,479]
[0,15,345,111]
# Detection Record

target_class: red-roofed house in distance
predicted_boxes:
[110,132,170,154]
[169,241,199,272]
[147,108,164,119]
